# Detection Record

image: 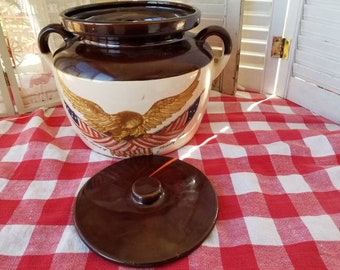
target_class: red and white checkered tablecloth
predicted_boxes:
[1,90,340,270]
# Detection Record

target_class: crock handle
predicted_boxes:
[195,26,232,79]
[38,23,74,54]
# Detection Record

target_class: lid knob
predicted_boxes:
[132,177,163,205]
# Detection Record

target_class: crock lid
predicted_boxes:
[73,155,218,267]
[60,1,200,37]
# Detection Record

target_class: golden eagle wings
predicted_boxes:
[58,70,201,141]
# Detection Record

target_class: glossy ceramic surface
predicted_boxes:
[59,1,200,39]
[38,1,232,158]
[73,155,218,267]
[56,68,209,157]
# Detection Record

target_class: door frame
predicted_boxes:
[211,0,244,95]
[262,0,304,97]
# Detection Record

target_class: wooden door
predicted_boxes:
[283,0,340,124]
[241,0,340,124]
[238,0,273,92]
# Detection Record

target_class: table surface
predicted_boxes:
[1,90,340,270]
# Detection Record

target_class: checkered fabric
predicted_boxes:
[1,90,340,270]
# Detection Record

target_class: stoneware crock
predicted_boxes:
[38,1,232,158]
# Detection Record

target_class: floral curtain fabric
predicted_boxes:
[0,0,98,115]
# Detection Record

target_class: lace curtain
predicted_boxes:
[0,0,106,115]
[0,0,229,116]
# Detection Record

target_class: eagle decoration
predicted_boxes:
[58,70,203,146]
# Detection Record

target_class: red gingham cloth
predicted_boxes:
[1,90,340,270]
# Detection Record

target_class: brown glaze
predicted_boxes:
[53,33,211,80]
[73,155,218,267]
[60,1,200,38]
[131,176,164,205]
[38,1,232,81]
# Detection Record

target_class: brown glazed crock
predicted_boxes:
[38,1,232,158]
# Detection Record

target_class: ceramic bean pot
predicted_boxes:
[38,1,232,158]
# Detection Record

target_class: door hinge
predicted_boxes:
[271,37,290,59]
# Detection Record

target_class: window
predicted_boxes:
[0,0,239,116]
